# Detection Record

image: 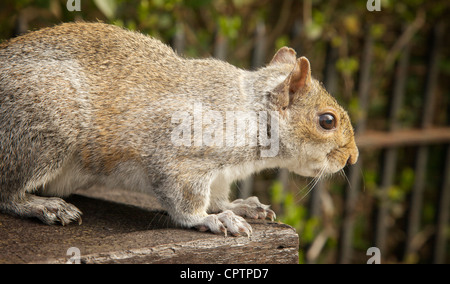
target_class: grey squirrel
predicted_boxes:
[0,22,358,236]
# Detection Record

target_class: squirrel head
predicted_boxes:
[263,47,358,177]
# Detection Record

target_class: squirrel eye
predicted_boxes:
[319,113,336,130]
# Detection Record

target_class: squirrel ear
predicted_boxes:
[269,47,297,65]
[288,57,312,94]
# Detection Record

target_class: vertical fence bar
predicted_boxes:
[307,180,324,220]
[404,23,443,261]
[338,27,373,264]
[172,23,185,55]
[374,34,411,261]
[214,33,228,60]
[432,23,448,265]
[388,38,411,133]
[252,21,267,69]
[433,145,450,263]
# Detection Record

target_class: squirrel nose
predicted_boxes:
[346,150,359,166]
[345,142,359,166]
[346,156,353,166]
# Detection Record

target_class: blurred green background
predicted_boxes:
[0,0,449,264]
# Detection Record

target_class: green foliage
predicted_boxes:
[270,180,306,232]
[218,16,241,40]
[270,180,323,262]
[275,35,290,51]
[336,57,359,76]
[94,0,117,19]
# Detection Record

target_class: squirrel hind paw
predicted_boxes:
[2,195,83,226]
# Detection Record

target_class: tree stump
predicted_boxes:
[0,187,299,264]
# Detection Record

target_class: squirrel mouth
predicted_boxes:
[310,165,328,178]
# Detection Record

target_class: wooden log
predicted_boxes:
[0,188,299,264]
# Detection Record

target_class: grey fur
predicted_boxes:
[0,22,358,235]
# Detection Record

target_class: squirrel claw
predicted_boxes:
[194,211,252,237]
[266,209,276,221]
[217,210,252,237]
[229,196,276,221]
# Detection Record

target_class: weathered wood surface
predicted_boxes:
[0,187,299,264]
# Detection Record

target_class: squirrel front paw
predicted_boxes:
[195,210,252,237]
[227,196,276,221]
